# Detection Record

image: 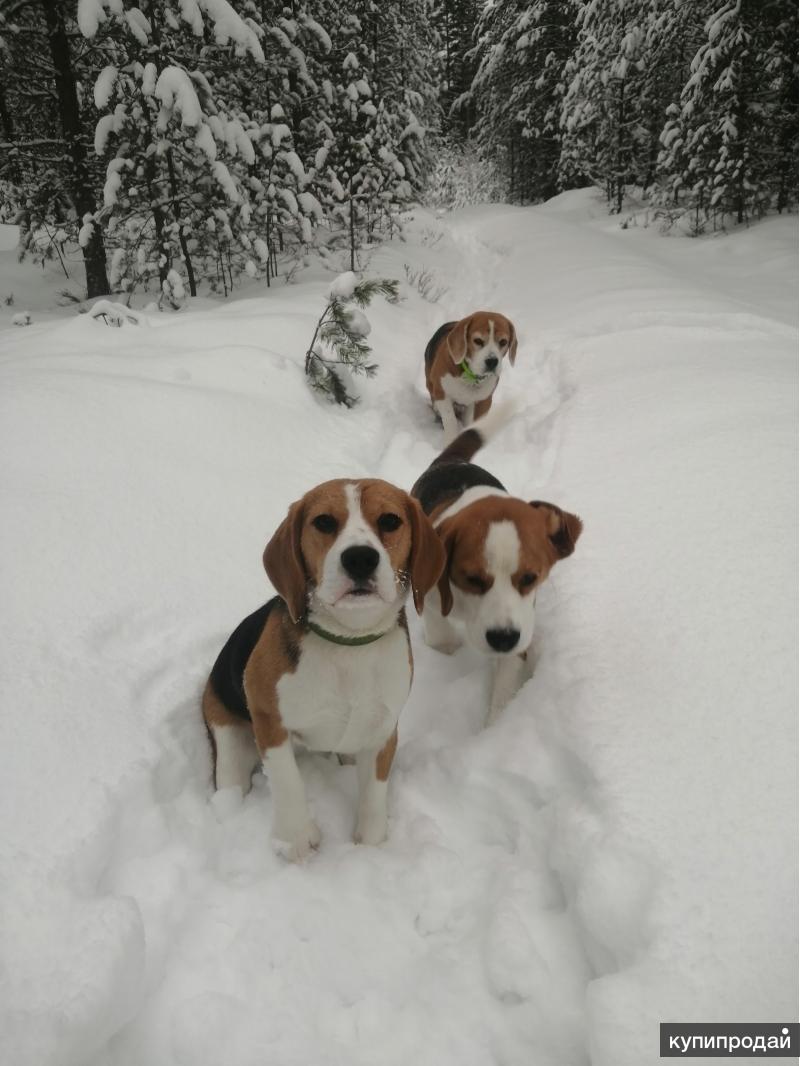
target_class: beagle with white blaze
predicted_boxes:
[424,311,518,444]
[202,478,445,861]
[411,407,582,725]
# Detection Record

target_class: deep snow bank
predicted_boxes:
[0,192,796,1066]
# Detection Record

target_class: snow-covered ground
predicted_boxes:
[1,190,796,1066]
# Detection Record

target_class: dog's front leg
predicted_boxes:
[487,652,529,726]
[256,724,321,861]
[354,729,397,845]
[434,398,460,444]
[461,402,475,426]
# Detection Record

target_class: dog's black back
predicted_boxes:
[209,597,280,720]
[412,461,505,517]
[424,321,457,371]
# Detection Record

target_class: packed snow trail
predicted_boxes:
[0,191,796,1066]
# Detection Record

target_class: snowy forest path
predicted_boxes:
[73,208,624,1066]
[439,212,575,499]
[13,198,773,1066]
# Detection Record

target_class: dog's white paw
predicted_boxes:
[274,819,321,862]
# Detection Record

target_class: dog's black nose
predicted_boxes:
[485,627,520,652]
[484,356,499,371]
[341,545,380,580]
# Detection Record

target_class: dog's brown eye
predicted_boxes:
[473,337,484,348]
[466,574,488,592]
[377,512,402,533]
[499,338,508,348]
[312,514,338,534]
[519,572,537,588]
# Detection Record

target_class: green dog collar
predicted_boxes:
[306,621,391,646]
[459,360,486,384]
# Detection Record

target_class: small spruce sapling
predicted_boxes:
[304,273,399,407]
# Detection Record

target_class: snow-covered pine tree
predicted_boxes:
[430,0,479,140]
[220,3,331,283]
[309,2,421,271]
[82,0,264,299]
[466,0,518,198]
[304,271,399,406]
[766,2,799,214]
[560,0,656,213]
[657,0,798,230]
[362,0,440,210]
[468,0,577,204]
[0,1,110,296]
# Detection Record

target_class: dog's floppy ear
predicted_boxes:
[431,516,459,616]
[263,499,308,622]
[508,320,518,366]
[406,497,447,614]
[445,316,471,365]
[529,501,583,559]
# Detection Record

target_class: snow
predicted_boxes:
[283,150,306,183]
[278,187,298,215]
[88,300,148,327]
[330,270,358,299]
[0,191,796,1066]
[124,7,151,46]
[103,167,123,207]
[94,113,116,156]
[302,14,332,52]
[141,62,157,98]
[194,123,217,161]
[164,269,185,301]
[212,160,240,203]
[77,0,108,37]
[94,65,118,109]
[78,217,95,248]
[197,0,265,62]
[155,66,203,127]
[344,306,371,337]
[178,0,204,36]
[271,123,292,147]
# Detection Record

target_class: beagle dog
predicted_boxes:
[424,311,518,444]
[202,479,445,861]
[411,407,582,725]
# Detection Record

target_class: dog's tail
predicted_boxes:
[431,398,524,467]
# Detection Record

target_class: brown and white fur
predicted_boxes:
[411,407,582,725]
[424,312,518,445]
[202,479,445,861]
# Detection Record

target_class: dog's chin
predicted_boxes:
[333,585,383,608]
[311,585,401,635]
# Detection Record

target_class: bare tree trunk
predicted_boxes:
[42,0,109,297]
[165,149,197,296]
[349,188,356,272]
[615,78,626,214]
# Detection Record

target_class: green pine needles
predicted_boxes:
[304,276,399,407]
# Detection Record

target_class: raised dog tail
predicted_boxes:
[431,398,524,467]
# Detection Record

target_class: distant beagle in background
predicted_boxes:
[203,479,445,861]
[411,406,582,725]
[424,311,518,444]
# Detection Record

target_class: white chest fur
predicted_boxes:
[276,626,411,754]
[441,371,498,405]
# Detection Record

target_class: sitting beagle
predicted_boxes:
[411,407,582,725]
[202,479,445,861]
[424,311,518,444]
